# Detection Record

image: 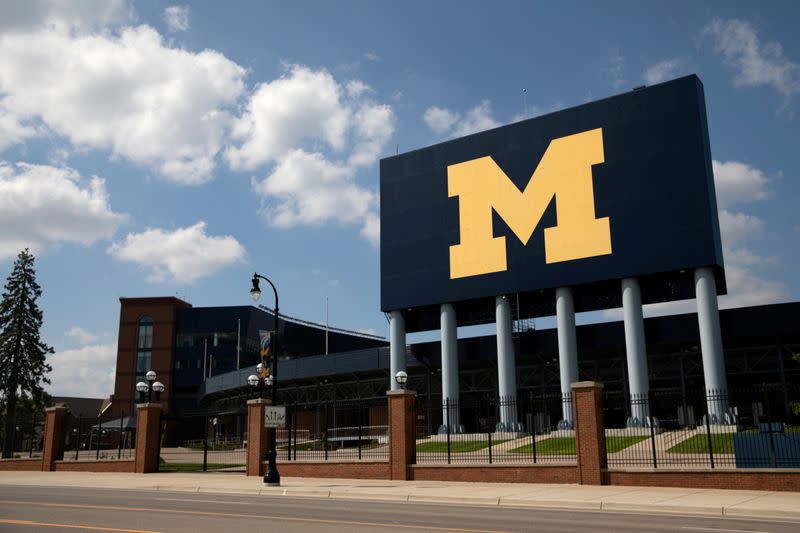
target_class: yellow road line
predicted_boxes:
[0,499,510,533]
[0,519,163,533]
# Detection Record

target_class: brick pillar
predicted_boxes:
[246,398,270,477]
[387,390,416,480]
[572,381,607,485]
[134,403,162,473]
[41,406,68,471]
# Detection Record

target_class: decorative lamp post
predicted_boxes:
[249,272,281,486]
[136,371,164,403]
[395,371,409,390]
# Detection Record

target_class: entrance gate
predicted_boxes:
[158,414,246,473]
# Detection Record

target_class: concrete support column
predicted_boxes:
[246,398,270,477]
[41,406,68,471]
[695,267,731,423]
[495,295,518,432]
[387,389,416,480]
[389,310,406,391]
[440,303,460,433]
[556,287,579,428]
[622,278,651,427]
[572,382,608,485]
[134,403,162,474]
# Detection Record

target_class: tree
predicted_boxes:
[0,249,53,458]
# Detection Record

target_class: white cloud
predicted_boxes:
[606,48,626,89]
[363,52,379,62]
[226,65,352,171]
[48,342,117,399]
[0,24,246,184]
[423,106,460,134]
[643,58,685,85]
[108,222,246,283]
[703,18,800,100]
[233,65,394,246]
[423,100,501,138]
[163,5,190,32]
[65,326,100,345]
[0,162,126,260]
[453,100,501,137]
[718,209,764,247]
[0,0,133,33]
[0,103,38,150]
[253,150,378,241]
[712,159,769,208]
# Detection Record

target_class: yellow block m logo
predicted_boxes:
[448,128,612,279]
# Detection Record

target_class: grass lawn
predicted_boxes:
[511,435,648,455]
[158,463,243,472]
[416,439,509,453]
[667,433,734,454]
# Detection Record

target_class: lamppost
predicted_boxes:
[136,370,165,403]
[249,272,280,486]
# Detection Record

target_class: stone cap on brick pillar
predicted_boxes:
[571,381,604,390]
[45,406,68,412]
[247,398,273,405]
[386,390,416,397]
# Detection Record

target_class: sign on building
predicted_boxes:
[380,75,724,330]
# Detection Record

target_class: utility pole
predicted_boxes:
[236,318,241,370]
[325,296,329,355]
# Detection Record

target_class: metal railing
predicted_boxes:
[604,387,800,469]
[415,393,576,465]
[279,399,389,462]
[0,413,43,459]
[61,409,135,462]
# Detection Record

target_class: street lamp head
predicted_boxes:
[136,381,149,393]
[250,274,262,302]
[395,370,408,389]
[247,374,259,387]
[145,370,156,382]
[152,381,165,393]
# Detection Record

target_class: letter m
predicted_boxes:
[448,128,611,279]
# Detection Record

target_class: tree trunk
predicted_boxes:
[2,382,18,458]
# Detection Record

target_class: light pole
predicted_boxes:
[249,272,280,486]
[136,370,165,403]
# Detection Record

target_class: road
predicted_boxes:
[0,484,798,533]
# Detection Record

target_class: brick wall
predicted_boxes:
[606,469,800,492]
[274,461,390,479]
[412,464,579,484]
[54,460,135,473]
[0,459,42,471]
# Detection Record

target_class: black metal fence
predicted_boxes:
[415,393,577,465]
[61,409,135,462]
[279,399,389,462]
[0,413,43,459]
[158,415,245,472]
[604,387,800,469]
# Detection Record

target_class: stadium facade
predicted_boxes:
[110,296,800,444]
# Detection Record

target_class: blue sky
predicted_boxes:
[0,1,797,398]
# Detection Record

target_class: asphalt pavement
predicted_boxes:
[0,472,800,533]
[2,484,800,533]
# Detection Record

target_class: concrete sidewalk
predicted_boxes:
[1,471,799,521]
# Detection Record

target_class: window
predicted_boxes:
[135,316,154,387]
